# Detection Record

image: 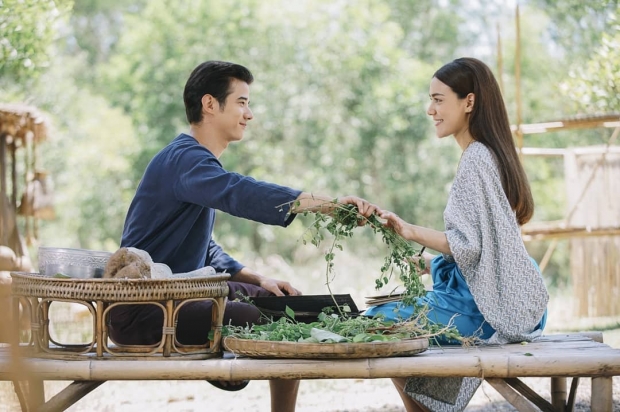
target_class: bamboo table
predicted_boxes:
[1,333,619,412]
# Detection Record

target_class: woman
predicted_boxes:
[365,57,549,411]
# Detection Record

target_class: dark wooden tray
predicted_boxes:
[249,294,360,322]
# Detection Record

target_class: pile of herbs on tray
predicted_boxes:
[222,305,461,344]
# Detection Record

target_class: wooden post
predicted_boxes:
[591,377,613,412]
[0,133,6,197]
[551,377,567,410]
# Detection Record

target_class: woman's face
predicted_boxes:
[426,77,471,140]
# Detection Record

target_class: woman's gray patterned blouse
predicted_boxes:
[405,141,549,412]
[444,141,548,344]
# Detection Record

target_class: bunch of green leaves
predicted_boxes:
[300,202,426,309]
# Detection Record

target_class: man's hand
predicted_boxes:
[292,193,381,219]
[258,278,302,296]
[337,195,382,218]
[232,267,302,296]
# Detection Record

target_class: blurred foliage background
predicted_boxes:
[1,0,618,295]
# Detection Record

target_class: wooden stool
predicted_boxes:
[10,272,230,360]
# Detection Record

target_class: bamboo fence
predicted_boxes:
[565,147,620,317]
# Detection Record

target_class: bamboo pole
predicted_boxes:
[514,3,524,155]
[591,377,613,412]
[550,378,567,410]
[486,379,539,411]
[38,381,104,412]
[1,345,617,380]
[497,22,504,93]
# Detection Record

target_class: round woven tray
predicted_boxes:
[10,272,230,302]
[222,336,428,359]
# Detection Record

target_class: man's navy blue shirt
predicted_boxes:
[121,133,301,274]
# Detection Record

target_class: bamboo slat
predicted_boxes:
[485,378,540,412]
[37,381,103,412]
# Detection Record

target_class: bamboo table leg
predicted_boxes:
[12,379,45,412]
[591,377,612,412]
[38,381,105,412]
[551,377,566,410]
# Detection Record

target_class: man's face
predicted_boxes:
[211,79,253,143]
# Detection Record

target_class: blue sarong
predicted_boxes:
[364,255,547,343]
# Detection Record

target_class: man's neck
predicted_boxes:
[189,124,227,158]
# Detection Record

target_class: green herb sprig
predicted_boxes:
[297,202,426,309]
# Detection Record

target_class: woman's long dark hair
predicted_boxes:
[434,57,534,225]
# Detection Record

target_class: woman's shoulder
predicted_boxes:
[461,141,497,170]
[466,141,492,159]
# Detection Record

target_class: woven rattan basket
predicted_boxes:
[10,272,230,359]
[10,272,230,301]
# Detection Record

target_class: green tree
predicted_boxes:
[28,54,140,251]
[560,26,620,112]
[528,0,619,113]
[0,0,73,82]
[530,0,618,59]
[97,0,465,259]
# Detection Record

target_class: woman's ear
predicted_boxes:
[465,93,475,113]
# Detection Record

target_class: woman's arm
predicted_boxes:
[379,210,452,255]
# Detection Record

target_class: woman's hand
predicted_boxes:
[379,210,452,255]
[408,251,435,275]
[378,210,412,239]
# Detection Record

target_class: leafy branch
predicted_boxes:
[290,201,427,311]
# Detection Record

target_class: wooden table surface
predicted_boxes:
[2,333,619,381]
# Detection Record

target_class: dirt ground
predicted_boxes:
[1,374,619,411]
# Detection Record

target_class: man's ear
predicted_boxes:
[465,93,475,113]
[201,94,218,114]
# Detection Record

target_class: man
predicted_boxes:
[109,60,378,412]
